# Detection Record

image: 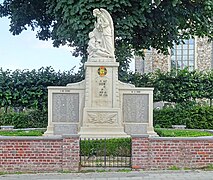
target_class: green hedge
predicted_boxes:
[80,138,131,156]
[154,104,213,129]
[128,69,213,105]
[0,67,83,112]
[0,110,47,128]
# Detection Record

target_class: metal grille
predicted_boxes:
[80,138,131,167]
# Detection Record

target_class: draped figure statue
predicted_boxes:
[87,8,115,59]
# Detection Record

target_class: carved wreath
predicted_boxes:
[88,113,117,124]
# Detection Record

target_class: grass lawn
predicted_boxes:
[0,129,212,137]
[155,128,213,137]
[0,130,45,136]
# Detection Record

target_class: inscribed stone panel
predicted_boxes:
[52,93,79,122]
[123,94,149,123]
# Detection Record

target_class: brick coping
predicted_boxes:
[150,136,213,140]
[0,134,80,140]
[0,134,212,141]
[131,134,213,140]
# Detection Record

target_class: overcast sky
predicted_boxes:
[0,0,134,72]
[0,4,81,72]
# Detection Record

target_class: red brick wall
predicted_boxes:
[132,136,213,170]
[1,135,212,172]
[0,135,80,173]
[62,136,80,171]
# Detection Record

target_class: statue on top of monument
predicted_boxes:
[87,8,115,59]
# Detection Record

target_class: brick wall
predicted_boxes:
[132,136,213,170]
[1,135,213,172]
[0,135,79,173]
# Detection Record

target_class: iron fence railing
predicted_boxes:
[80,138,131,167]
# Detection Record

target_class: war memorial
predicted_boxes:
[44,8,157,138]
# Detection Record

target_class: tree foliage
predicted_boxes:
[0,0,212,66]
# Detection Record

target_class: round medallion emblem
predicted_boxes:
[98,66,107,77]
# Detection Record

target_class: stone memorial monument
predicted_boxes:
[44,8,157,138]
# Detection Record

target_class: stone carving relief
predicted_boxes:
[88,112,117,124]
[87,8,115,59]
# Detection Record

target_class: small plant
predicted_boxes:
[117,169,132,172]
[183,167,191,170]
[96,169,110,173]
[168,166,181,170]
[79,170,96,173]
[203,164,213,171]
[0,172,7,175]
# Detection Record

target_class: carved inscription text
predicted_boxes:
[98,79,108,97]
[123,94,149,123]
[52,93,79,122]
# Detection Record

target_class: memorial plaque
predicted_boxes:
[52,93,79,122]
[123,94,149,123]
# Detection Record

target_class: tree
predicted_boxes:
[0,0,212,72]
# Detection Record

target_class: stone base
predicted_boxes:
[43,125,54,136]
[44,124,79,136]
[79,107,129,138]
[124,123,158,137]
[79,127,129,138]
[147,127,159,137]
[54,124,78,135]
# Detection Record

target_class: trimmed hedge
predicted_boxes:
[128,69,213,105]
[0,110,47,128]
[154,104,213,129]
[0,67,83,112]
[80,138,131,156]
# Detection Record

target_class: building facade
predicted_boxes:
[135,37,213,73]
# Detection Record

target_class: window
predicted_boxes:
[171,39,195,71]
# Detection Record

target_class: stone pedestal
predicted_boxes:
[44,60,158,137]
[78,59,128,138]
